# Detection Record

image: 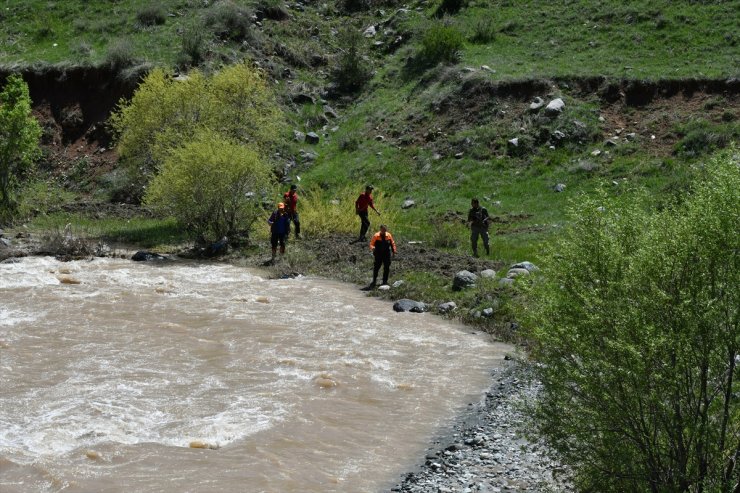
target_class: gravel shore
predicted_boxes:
[389,360,572,493]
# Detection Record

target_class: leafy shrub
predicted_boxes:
[330,27,372,94]
[674,119,738,157]
[0,75,42,221]
[145,130,274,243]
[297,186,398,238]
[105,38,136,70]
[521,149,740,492]
[136,6,166,27]
[418,23,464,66]
[469,18,495,44]
[111,63,283,189]
[178,27,205,67]
[204,1,253,42]
[433,0,467,18]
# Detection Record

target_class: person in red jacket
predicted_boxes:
[355,184,380,242]
[368,224,396,287]
[283,184,300,239]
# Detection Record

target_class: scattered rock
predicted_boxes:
[438,301,457,313]
[293,130,306,142]
[378,284,391,291]
[401,199,416,209]
[392,280,405,288]
[545,98,565,115]
[511,261,539,272]
[305,132,320,144]
[529,97,545,112]
[481,65,495,73]
[323,105,338,119]
[393,299,427,313]
[605,138,619,146]
[480,269,496,279]
[506,268,530,278]
[363,25,377,37]
[131,251,167,262]
[553,183,566,192]
[453,270,478,291]
[508,137,519,147]
[482,307,494,317]
[591,149,602,156]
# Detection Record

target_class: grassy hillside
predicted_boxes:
[2,0,739,265]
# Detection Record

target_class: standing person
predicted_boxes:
[283,184,300,239]
[368,224,397,287]
[467,198,490,257]
[355,184,380,242]
[267,202,291,260]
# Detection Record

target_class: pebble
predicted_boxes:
[391,363,573,492]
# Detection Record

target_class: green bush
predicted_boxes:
[136,6,166,27]
[433,0,467,18]
[418,23,464,66]
[674,119,738,157]
[521,149,740,492]
[0,75,42,222]
[105,38,136,70]
[330,27,372,94]
[469,18,495,44]
[111,63,283,190]
[178,27,205,68]
[204,2,253,42]
[145,130,274,243]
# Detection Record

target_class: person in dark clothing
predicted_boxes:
[467,198,490,258]
[368,224,397,287]
[355,185,380,242]
[267,203,291,260]
[283,184,300,239]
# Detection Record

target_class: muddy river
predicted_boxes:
[0,257,510,492]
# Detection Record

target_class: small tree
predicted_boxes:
[110,63,282,195]
[521,148,739,492]
[144,130,274,243]
[331,27,372,94]
[0,75,41,220]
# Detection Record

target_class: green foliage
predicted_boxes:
[521,149,740,492]
[136,6,166,27]
[418,23,464,67]
[295,186,399,238]
[177,27,206,68]
[468,18,495,44]
[110,63,283,196]
[145,131,274,243]
[105,38,137,70]
[203,1,253,42]
[0,75,42,223]
[433,0,467,18]
[674,119,739,157]
[330,27,372,94]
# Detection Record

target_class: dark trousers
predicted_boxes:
[287,212,300,237]
[470,227,490,256]
[358,211,370,239]
[372,254,391,285]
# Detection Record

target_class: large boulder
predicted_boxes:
[393,299,427,313]
[132,251,168,262]
[453,270,478,291]
[438,301,457,313]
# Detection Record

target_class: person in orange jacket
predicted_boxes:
[368,224,396,287]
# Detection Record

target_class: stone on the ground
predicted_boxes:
[508,137,519,147]
[480,269,496,279]
[392,280,405,288]
[529,96,545,111]
[482,307,494,317]
[401,199,415,209]
[553,183,566,192]
[511,261,539,272]
[393,299,427,313]
[323,105,338,119]
[545,98,565,115]
[305,132,320,144]
[293,130,305,142]
[0,237,10,248]
[506,268,530,278]
[499,277,515,287]
[378,284,391,291]
[438,301,457,313]
[453,270,478,291]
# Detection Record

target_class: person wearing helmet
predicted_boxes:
[355,184,380,242]
[283,184,300,239]
[267,202,291,260]
[368,224,397,287]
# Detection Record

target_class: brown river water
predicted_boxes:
[0,257,511,492]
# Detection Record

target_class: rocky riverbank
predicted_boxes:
[389,360,572,493]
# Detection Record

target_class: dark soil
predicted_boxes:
[254,232,504,286]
